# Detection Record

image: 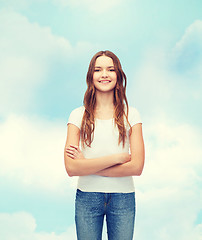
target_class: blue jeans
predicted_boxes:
[75,189,136,240]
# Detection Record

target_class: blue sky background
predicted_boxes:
[0,0,202,239]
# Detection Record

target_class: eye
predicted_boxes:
[94,69,100,72]
[109,69,115,71]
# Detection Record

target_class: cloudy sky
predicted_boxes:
[0,0,202,239]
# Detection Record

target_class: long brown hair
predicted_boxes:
[81,50,131,148]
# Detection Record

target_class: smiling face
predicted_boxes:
[93,55,117,93]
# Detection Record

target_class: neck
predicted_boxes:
[95,90,114,110]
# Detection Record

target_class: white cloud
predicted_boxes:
[129,46,176,116]
[0,114,78,193]
[0,211,118,240]
[174,20,202,53]
[0,9,71,116]
[0,212,36,236]
[0,9,94,116]
[1,0,129,15]
[0,9,72,68]
[0,212,77,240]
[133,119,202,240]
[53,0,127,14]
[0,0,30,11]
[172,20,202,78]
[129,20,202,123]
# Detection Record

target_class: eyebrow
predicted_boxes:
[94,66,114,68]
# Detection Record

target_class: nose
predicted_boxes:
[101,69,108,78]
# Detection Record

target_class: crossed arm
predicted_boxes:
[64,123,145,177]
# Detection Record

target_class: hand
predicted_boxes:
[65,145,84,159]
[117,153,131,164]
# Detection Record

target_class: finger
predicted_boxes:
[66,149,75,154]
[70,144,78,150]
[66,146,76,151]
[66,152,75,159]
[66,150,78,159]
[66,147,79,153]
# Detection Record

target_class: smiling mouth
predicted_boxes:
[99,80,111,83]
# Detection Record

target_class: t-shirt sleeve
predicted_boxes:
[128,106,142,127]
[67,106,85,130]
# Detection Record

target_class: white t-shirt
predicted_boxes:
[67,105,142,193]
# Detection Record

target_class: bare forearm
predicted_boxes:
[96,159,144,177]
[65,153,121,177]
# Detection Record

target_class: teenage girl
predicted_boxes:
[64,50,145,240]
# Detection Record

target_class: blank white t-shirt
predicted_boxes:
[67,105,142,193]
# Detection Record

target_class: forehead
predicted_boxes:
[95,56,114,67]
